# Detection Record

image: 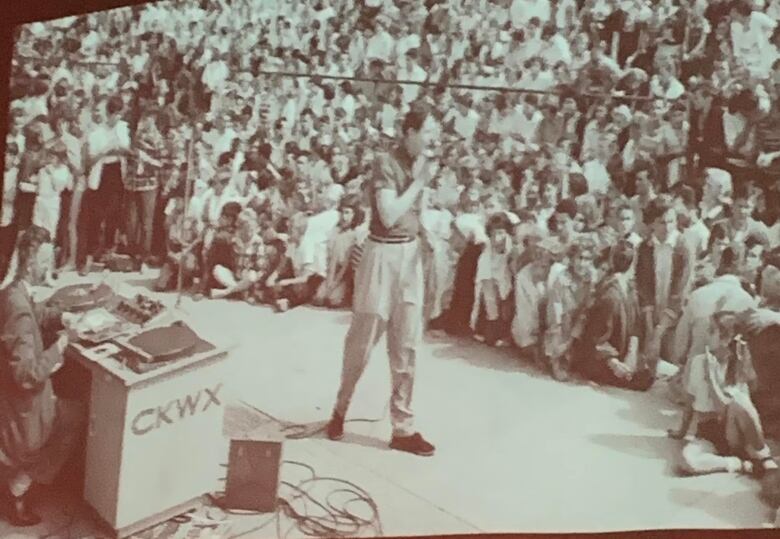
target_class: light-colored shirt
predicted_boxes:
[87,120,131,190]
[653,231,678,317]
[582,159,611,195]
[511,0,551,26]
[673,274,758,364]
[1,168,17,227]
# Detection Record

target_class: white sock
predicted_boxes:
[8,472,32,498]
[750,445,773,461]
[726,457,743,473]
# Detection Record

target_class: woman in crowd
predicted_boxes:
[472,212,515,346]
[314,195,366,310]
[511,236,557,368]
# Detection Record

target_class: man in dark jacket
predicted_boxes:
[0,226,84,526]
[574,240,653,390]
[635,195,693,378]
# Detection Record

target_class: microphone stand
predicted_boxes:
[176,123,198,309]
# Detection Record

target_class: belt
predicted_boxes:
[368,234,416,244]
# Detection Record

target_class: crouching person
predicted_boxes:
[669,310,778,478]
[511,237,558,368]
[471,213,515,346]
[0,226,86,525]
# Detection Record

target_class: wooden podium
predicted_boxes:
[66,340,233,538]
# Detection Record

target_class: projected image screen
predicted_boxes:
[6,0,780,536]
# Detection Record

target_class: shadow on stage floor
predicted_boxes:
[589,433,680,476]
[429,335,550,379]
[669,485,765,528]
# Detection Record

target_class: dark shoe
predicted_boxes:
[326,413,344,441]
[628,370,655,392]
[7,495,41,527]
[753,457,779,479]
[389,433,435,456]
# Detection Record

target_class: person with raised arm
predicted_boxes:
[326,109,436,456]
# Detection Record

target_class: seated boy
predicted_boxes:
[266,213,326,312]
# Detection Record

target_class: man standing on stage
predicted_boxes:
[326,109,436,457]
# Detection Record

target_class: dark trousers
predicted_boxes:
[55,190,72,267]
[270,257,325,308]
[12,191,36,231]
[272,274,325,309]
[79,163,124,263]
[125,189,158,261]
[151,190,168,261]
[573,349,654,392]
[442,242,484,337]
[0,224,17,282]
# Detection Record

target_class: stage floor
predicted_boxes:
[1,269,777,538]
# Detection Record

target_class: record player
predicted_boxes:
[113,321,216,374]
[50,283,114,313]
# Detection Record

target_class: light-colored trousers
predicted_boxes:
[334,239,423,437]
[681,398,770,475]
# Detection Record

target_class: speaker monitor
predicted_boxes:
[224,438,283,513]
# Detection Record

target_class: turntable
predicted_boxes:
[113,321,216,374]
[50,283,114,313]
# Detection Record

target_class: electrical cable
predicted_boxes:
[277,462,384,538]
[215,458,383,539]
[238,399,390,440]
[149,401,384,537]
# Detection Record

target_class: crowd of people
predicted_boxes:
[5,0,780,512]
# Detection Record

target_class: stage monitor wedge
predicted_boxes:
[224,438,283,513]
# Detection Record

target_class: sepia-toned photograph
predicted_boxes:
[1,0,780,537]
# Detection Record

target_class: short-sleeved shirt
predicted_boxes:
[369,151,421,239]
[756,105,780,180]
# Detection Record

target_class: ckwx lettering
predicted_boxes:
[131,383,224,436]
[176,392,201,418]
[203,384,222,411]
[156,400,175,428]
